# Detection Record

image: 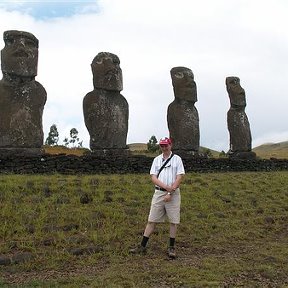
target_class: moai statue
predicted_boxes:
[226,76,256,159]
[83,52,129,155]
[0,30,47,156]
[167,66,200,158]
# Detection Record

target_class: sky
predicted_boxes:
[0,0,288,151]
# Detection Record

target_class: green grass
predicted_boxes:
[0,172,288,287]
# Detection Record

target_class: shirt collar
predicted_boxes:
[162,152,172,161]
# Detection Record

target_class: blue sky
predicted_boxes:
[0,1,100,19]
[0,0,288,150]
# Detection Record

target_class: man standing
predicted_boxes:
[130,137,185,259]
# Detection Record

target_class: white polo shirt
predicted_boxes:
[150,153,185,186]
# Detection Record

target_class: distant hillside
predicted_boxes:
[253,141,288,159]
[128,143,147,151]
[43,141,288,159]
[199,146,221,158]
[130,141,288,159]
[128,143,221,157]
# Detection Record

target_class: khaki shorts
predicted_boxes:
[148,189,181,224]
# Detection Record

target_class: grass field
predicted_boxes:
[0,172,287,287]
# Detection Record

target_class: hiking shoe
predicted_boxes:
[167,246,176,259]
[129,245,147,255]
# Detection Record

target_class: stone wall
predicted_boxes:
[0,154,288,174]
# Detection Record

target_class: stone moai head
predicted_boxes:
[1,30,39,78]
[91,52,123,91]
[170,66,197,103]
[226,76,246,108]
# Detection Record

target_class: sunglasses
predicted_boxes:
[160,144,169,147]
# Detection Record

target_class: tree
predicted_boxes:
[63,128,83,148]
[45,124,59,146]
[147,135,159,153]
[69,128,79,148]
[63,137,69,147]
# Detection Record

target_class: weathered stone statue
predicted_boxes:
[83,52,129,155]
[226,76,256,159]
[0,30,47,155]
[167,66,200,157]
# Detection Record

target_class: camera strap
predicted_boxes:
[157,154,174,178]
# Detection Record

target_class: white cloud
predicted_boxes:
[0,0,288,151]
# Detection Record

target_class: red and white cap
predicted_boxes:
[159,137,172,145]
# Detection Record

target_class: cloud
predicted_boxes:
[0,0,288,151]
[0,1,100,19]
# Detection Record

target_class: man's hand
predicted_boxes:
[165,185,174,193]
[164,193,172,202]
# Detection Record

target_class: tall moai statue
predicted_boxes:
[83,52,129,155]
[0,30,47,156]
[167,66,200,158]
[226,76,256,159]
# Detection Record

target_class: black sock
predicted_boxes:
[141,236,149,247]
[169,237,175,247]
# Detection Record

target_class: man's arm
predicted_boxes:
[151,174,173,191]
[171,174,184,191]
[163,174,183,202]
[151,174,183,193]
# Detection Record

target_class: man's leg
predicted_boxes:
[129,222,156,254]
[144,222,156,237]
[168,223,177,259]
[130,190,164,254]
[141,222,156,247]
[169,223,177,239]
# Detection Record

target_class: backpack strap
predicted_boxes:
[156,154,174,178]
